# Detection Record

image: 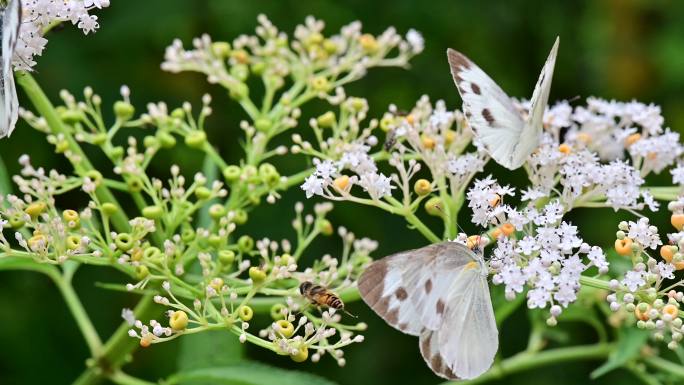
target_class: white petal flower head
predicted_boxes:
[627,217,662,249]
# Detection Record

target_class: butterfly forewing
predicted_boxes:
[526,37,559,131]
[0,0,20,137]
[447,48,525,170]
[358,242,475,336]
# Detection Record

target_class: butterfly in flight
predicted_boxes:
[0,0,20,138]
[447,37,559,170]
[358,241,496,380]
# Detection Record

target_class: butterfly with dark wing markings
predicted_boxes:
[358,241,497,380]
[0,0,20,138]
[447,37,559,170]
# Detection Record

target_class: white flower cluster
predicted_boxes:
[15,0,111,71]
[467,177,608,313]
[544,98,682,172]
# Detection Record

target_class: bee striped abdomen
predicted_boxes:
[299,281,344,309]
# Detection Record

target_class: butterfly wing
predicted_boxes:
[447,48,525,170]
[511,37,560,167]
[0,0,20,138]
[437,264,498,379]
[358,242,475,336]
[419,329,459,380]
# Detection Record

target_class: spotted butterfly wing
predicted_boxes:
[447,37,559,170]
[0,0,20,137]
[358,241,498,380]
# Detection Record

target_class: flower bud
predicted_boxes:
[317,219,333,236]
[238,305,253,321]
[229,83,249,100]
[218,250,235,265]
[249,266,267,284]
[359,34,378,53]
[115,233,134,251]
[127,177,143,192]
[158,132,177,148]
[194,186,212,200]
[66,235,81,250]
[311,76,329,92]
[290,346,309,362]
[170,310,189,331]
[185,131,207,149]
[209,204,226,219]
[614,238,633,256]
[63,209,80,228]
[85,170,103,186]
[135,265,149,280]
[114,101,135,120]
[25,202,46,218]
[413,179,431,196]
[270,303,287,320]
[255,118,272,132]
[275,320,295,338]
[424,197,443,217]
[233,209,248,225]
[238,235,254,252]
[223,165,241,183]
[102,203,118,216]
[316,111,336,128]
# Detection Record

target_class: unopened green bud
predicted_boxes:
[194,186,212,200]
[158,132,177,148]
[185,131,207,149]
[255,118,272,132]
[209,204,226,219]
[424,197,443,217]
[114,101,135,120]
[142,206,163,220]
[218,250,235,265]
[238,235,254,252]
[101,203,118,216]
[115,233,134,251]
[233,209,248,225]
[316,111,336,128]
[223,165,241,183]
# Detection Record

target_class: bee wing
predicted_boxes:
[437,268,498,379]
[358,242,475,336]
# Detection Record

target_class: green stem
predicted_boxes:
[52,273,104,357]
[109,371,156,385]
[644,355,684,378]
[579,276,612,290]
[442,343,615,385]
[16,72,130,232]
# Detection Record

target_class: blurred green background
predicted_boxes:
[1,0,683,384]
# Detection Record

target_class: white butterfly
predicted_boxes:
[447,37,559,170]
[0,0,20,138]
[358,241,496,380]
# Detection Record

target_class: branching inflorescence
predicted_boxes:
[6,3,684,384]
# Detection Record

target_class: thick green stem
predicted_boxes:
[109,371,156,385]
[16,72,130,232]
[441,343,615,385]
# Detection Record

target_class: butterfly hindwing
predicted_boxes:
[419,329,459,380]
[437,267,498,379]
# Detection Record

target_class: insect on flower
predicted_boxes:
[299,281,356,317]
[358,241,497,380]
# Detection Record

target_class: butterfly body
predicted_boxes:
[358,241,497,380]
[447,37,559,170]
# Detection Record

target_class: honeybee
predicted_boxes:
[299,281,356,317]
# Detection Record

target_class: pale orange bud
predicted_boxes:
[615,238,633,256]
[625,133,641,147]
[500,223,515,237]
[558,144,571,154]
[671,214,684,231]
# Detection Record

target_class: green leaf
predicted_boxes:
[177,331,244,373]
[590,327,649,379]
[167,362,338,385]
